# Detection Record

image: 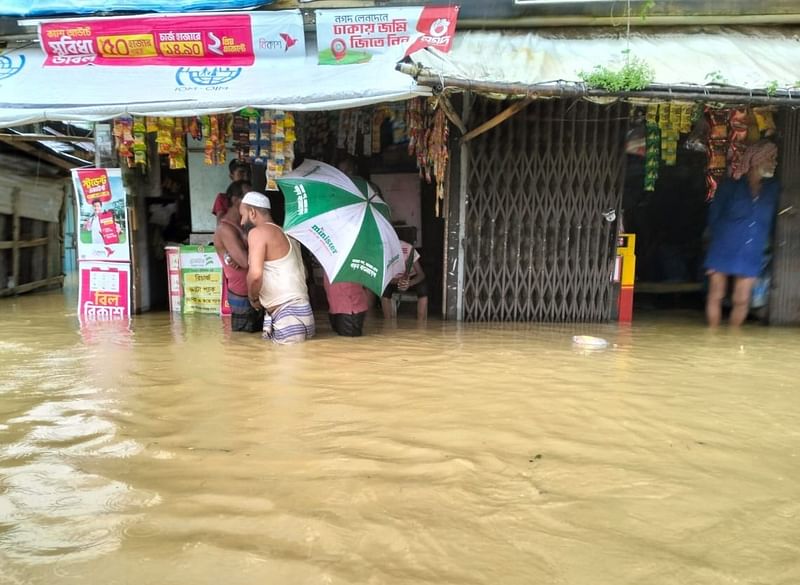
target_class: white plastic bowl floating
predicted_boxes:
[572,335,609,349]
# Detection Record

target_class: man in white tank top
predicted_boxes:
[241,192,315,344]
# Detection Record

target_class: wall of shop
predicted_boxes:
[0,166,66,296]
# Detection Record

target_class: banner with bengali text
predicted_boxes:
[316,6,459,65]
[180,245,224,314]
[78,261,131,323]
[72,168,131,263]
[38,10,304,67]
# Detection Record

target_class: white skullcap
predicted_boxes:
[242,191,271,209]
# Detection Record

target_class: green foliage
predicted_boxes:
[640,0,656,21]
[705,70,728,85]
[579,57,654,92]
[765,80,779,97]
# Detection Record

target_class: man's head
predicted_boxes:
[239,191,272,232]
[337,155,357,176]
[229,159,250,182]
[92,201,103,214]
[225,180,251,220]
[736,140,779,180]
[754,142,779,179]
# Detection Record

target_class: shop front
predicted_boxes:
[401,26,800,324]
[0,6,460,317]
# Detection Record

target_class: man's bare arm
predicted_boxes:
[219,224,248,268]
[247,228,267,303]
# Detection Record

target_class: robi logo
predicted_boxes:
[280,33,298,51]
[175,66,242,87]
[0,55,26,81]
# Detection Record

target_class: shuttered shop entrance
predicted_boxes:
[461,98,628,322]
[769,108,800,324]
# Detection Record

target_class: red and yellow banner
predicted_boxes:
[39,11,304,66]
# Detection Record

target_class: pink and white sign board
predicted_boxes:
[78,261,131,322]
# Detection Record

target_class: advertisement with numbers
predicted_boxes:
[38,11,304,67]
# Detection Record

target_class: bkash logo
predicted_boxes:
[175,66,242,87]
[0,55,26,81]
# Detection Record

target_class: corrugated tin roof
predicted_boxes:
[410,27,800,94]
[0,164,66,223]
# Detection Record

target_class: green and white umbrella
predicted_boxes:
[277,159,404,297]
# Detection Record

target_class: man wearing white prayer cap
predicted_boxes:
[240,191,315,344]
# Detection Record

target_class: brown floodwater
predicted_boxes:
[1,285,799,585]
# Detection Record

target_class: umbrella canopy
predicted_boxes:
[277,159,404,296]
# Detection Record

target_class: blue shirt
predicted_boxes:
[704,177,779,277]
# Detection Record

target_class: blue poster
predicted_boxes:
[1,1,272,17]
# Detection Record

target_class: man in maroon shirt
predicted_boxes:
[323,275,369,337]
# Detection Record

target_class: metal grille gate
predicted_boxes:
[770,108,800,324]
[462,98,628,322]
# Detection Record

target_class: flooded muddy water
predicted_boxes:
[1,288,799,585]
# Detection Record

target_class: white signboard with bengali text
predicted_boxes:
[315,6,459,65]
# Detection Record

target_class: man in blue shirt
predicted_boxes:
[705,140,779,327]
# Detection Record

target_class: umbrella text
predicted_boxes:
[312,224,338,254]
[294,184,308,215]
[350,259,378,278]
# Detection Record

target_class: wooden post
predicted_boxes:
[31,220,45,283]
[0,213,6,289]
[444,93,472,321]
[11,187,20,292]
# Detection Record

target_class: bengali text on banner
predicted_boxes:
[315,6,458,65]
[39,10,304,67]
[78,261,131,323]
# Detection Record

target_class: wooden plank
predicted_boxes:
[0,237,48,250]
[11,188,20,290]
[461,98,533,144]
[0,275,64,298]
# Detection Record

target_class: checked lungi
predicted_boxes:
[263,299,315,344]
[227,291,265,333]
